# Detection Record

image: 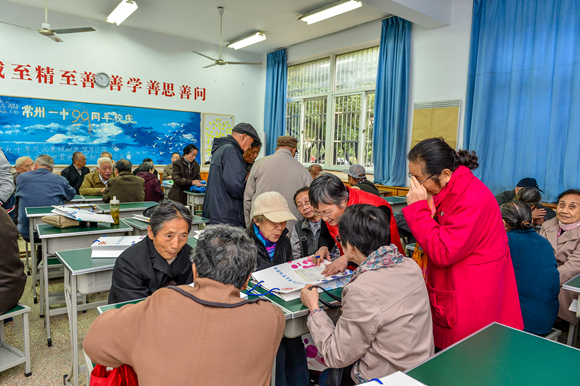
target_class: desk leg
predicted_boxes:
[64,273,80,386]
[25,240,30,276]
[23,311,31,376]
[30,220,38,305]
[271,357,276,386]
[42,238,51,347]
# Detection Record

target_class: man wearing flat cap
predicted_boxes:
[244,135,312,233]
[203,123,262,227]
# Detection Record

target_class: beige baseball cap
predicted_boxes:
[252,192,297,223]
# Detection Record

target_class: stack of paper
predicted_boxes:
[250,257,352,301]
[91,236,146,258]
[52,205,114,223]
[132,214,150,223]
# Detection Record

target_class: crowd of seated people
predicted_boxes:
[5,134,580,386]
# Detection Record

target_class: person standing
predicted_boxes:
[244,136,312,233]
[0,150,15,220]
[168,145,202,205]
[402,138,523,349]
[61,151,90,194]
[202,123,261,227]
[243,140,262,176]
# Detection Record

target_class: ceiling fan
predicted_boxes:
[192,7,262,68]
[0,0,95,43]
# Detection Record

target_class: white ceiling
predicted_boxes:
[1,0,393,54]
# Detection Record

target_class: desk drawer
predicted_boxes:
[77,270,113,295]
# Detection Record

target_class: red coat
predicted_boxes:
[402,166,523,349]
[326,187,405,255]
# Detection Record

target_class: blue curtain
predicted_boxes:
[373,17,411,186]
[263,49,288,155]
[464,0,580,202]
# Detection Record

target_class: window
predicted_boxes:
[286,46,379,170]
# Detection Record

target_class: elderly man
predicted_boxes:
[244,135,312,233]
[0,150,15,212]
[243,140,262,175]
[103,159,145,203]
[308,164,323,180]
[202,123,261,227]
[61,151,89,194]
[16,155,76,241]
[12,156,34,183]
[80,157,113,196]
[344,164,379,196]
[163,152,180,181]
[85,224,285,386]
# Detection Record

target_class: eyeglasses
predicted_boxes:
[408,172,436,185]
[314,205,342,218]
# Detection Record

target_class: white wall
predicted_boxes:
[0,2,265,165]
[284,0,473,178]
[408,0,473,150]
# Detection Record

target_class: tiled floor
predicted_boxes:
[1,239,107,386]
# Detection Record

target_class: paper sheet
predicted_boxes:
[359,371,426,385]
[570,298,577,312]
[52,206,114,223]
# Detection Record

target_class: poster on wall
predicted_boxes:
[411,99,461,150]
[0,95,201,165]
[202,113,234,164]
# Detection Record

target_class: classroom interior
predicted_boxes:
[2,0,579,385]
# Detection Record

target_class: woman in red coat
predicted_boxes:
[402,138,523,349]
[308,173,404,275]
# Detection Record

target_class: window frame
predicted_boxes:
[286,46,378,173]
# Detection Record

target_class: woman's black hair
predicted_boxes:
[183,144,199,155]
[408,138,479,182]
[501,200,533,230]
[515,187,542,207]
[338,204,391,256]
[557,189,580,202]
[308,173,348,209]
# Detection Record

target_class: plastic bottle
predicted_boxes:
[110,196,120,225]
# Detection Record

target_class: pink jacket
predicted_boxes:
[402,166,523,348]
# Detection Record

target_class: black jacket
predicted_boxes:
[202,136,248,227]
[61,163,90,194]
[0,207,26,314]
[248,226,293,271]
[355,179,380,196]
[108,237,193,304]
[168,156,201,205]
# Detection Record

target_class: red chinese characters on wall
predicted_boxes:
[1,60,207,101]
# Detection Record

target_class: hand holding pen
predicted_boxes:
[310,246,332,267]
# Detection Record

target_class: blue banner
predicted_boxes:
[0,95,201,165]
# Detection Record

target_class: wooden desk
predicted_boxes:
[406,323,580,385]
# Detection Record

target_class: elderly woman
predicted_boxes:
[136,161,164,202]
[168,144,202,205]
[309,173,404,275]
[301,204,433,385]
[540,189,580,325]
[108,201,193,304]
[502,200,560,334]
[402,138,523,349]
[248,191,307,386]
[515,186,555,226]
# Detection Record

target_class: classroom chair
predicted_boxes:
[540,328,562,341]
[0,303,32,377]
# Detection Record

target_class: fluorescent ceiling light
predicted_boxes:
[106,0,138,26]
[226,32,267,50]
[299,0,362,25]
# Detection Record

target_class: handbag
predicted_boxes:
[308,285,342,309]
[89,364,139,386]
[41,215,79,228]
